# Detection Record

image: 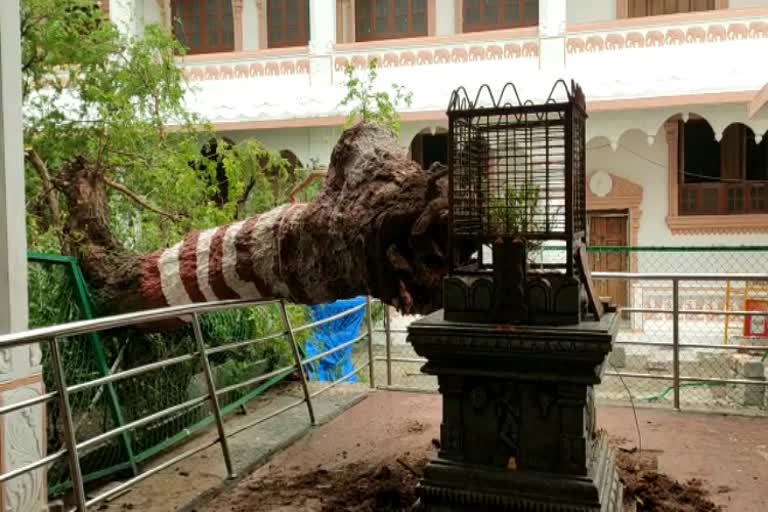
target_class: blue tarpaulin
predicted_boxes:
[304,296,366,383]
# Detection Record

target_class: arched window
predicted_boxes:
[172,0,234,55]
[355,0,428,42]
[679,119,768,215]
[463,0,538,33]
[268,0,310,48]
[410,130,448,170]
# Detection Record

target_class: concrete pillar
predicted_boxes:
[538,0,566,71]
[107,0,137,36]
[0,2,45,511]
[309,0,336,86]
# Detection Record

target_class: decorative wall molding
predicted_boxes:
[256,0,268,49]
[666,214,768,234]
[616,0,628,20]
[567,21,768,53]
[233,0,244,51]
[184,58,311,81]
[428,0,437,37]
[157,0,171,29]
[665,119,680,227]
[454,0,463,35]
[27,345,41,370]
[0,382,46,512]
[334,41,539,71]
[0,349,10,381]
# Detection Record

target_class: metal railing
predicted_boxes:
[3,272,768,510]
[374,272,768,412]
[0,297,376,511]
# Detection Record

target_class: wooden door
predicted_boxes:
[588,213,629,308]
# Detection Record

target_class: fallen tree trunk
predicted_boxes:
[67,123,457,318]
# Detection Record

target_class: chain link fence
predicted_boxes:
[371,246,768,415]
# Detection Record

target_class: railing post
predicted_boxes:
[49,337,88,511]
[190,313,236,479]
[279,300,316,425]
[384,303,392,387]
[672,278,681,411]
[67,258,139,476]
[366,297,376,389]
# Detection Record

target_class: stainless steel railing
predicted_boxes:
[3,271,768,510]
[375,272,768,410]
[0,297,376,511]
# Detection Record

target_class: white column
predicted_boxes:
[108,0,137,37]
[308,0,336,86]
[0,2,45,511]
[538,0,567,71]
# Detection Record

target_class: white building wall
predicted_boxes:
[730,0,768,8]
[566,0,616,24]
[140,0,164,31]
[109,0,138,35]
[242,0,261,51]
[587,129,768,272]
[436,0,457,35]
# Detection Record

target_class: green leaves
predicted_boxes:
[21,0,293,254]
[490,184,542,235]
[339,58,413,135]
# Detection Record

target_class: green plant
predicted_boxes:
[489,185,541,235]
[21,0,290,255]
[340,58,413,135]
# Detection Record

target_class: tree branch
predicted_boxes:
[25,148,61,226]
[288,170,327,203]
[102,176,182,221]
[235,177,257,219]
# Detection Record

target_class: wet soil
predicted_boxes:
[615,446,721,512]
[202,393,766,512]
[209,445,726,512]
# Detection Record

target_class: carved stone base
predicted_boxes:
[407,311,623,512]
[417,434,622,512]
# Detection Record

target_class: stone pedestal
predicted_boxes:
[408,312,623,511]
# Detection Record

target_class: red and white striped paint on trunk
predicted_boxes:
[138,205,294,313]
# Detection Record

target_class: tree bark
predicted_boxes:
[66,123,458,318]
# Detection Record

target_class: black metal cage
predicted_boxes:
[447,80,587,276]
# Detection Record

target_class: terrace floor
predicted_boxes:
[100,390,768,512]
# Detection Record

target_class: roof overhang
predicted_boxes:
[210,90,761,132]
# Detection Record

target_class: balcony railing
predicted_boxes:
[680,181,768,215]
[0,297,376,511]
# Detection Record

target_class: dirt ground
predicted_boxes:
[200,391,768,512]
